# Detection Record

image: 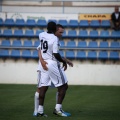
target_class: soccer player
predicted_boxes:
[35,22,73,116]
[33,24,73,117]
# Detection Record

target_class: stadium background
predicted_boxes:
[0,0,120,85]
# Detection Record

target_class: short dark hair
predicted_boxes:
[47,21,56,33]
[56,24,64,30]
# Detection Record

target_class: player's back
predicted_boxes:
[39,32,58,61]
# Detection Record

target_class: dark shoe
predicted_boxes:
[37,113,48,117]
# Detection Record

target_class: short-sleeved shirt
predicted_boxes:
[38,32,59,61]
[36,32,68,87]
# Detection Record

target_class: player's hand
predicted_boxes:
[41,60,48,70]
[62,61,67,71]
[66,59,73,67]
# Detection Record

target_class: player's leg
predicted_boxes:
[53,83,71,117]
[37,86,48,117]
[47,60,71,117]
[37,68,50,117]
[51,83,69,115]
[33,68,58,116]
[53,87,71,116]
[33,88,40,116]
[33,71,41,116]
[57,83,68,104]
[54,85,71,116]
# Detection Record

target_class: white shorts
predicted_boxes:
[38,60,68,88]
[37,70,55,88]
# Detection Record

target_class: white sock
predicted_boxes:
[56,92,59,103]
[38,105,44,114]
[55,104,62,111]
[34,92,39,113]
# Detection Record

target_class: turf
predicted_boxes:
[0,84,120,120]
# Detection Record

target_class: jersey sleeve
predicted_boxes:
[53,37,59,53]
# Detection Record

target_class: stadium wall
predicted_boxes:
[0,59,120,86]
[0,2,120,86]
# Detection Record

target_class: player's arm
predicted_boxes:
[53,37,67,71]
[63,58,73,67]
[37,45,48,70]
[53,53,67,71]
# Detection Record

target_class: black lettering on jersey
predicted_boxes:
[41,39,48,53]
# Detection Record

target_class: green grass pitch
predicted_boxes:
[0,84,120,120]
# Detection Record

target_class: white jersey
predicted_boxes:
[36,32,68,87]
[38,32,59,61]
